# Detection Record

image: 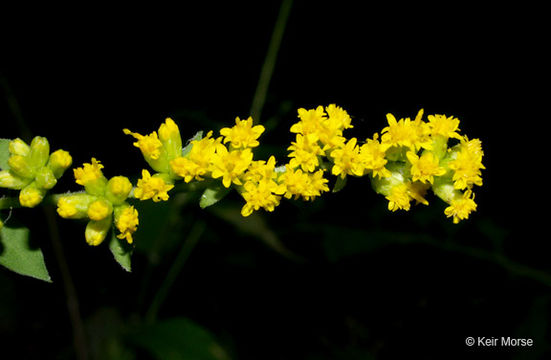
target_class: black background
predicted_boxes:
[1,2,547,359]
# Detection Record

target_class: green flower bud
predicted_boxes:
[85,215,112,246]
[35,167,57,190]
[8,138,30,156]
[28,136,50,169]
[56,193,97,219]
[0,170,32,190]
[7,155,34,179]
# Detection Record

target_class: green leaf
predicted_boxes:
[181,131,203,157]
[0,138,10,170]
[199,185,230,209]
[332,175,347,193]
[127,317,230,360]
[0,225,51,282]
[109,229,133,272]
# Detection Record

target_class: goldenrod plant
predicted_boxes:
[0,105,484,280]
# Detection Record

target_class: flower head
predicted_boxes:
[210,146,253,188]
[220,117,265,149]
[287,133,324,172]
[444,190,477,223]
[359,134,391,178]
[123,129,163,160]
[406,151,446,184]
[134,169,174,202]
[74,158,105,186]
[448,136,485,190]
[330,137,364,178]
[427,114,461,139]
[279,167,328,201]
[170,131,219,182]
[115,205,139,244]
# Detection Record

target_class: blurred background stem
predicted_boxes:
[249,0,293,123]
[145,219,206,323]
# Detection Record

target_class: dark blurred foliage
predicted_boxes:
[0,2,548,359]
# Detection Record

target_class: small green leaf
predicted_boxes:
[0,138,11,170]
[126,317,230,360]
[181,131,203,157]
[199,185,230,209]
[0,225,51,282]
[109,229,133,272]
[332,176,347,193]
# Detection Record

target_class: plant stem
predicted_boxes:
[145,219,206,323]
[44,207,89,360]
[249,0,293,123]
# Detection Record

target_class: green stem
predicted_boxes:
[249,0,293,123]
[145,219,206,323]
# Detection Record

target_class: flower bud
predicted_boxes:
[57,194,96,219]
[105,176,133,205]
[48,150,72,179]
[35,167,57,190]
[19,183,46,208]
[28,136,50,169]
[87,199,113,221]
[85,216,112,246]
[0,170,32,190]
[158,118,182,160]
[8,138,30,157]
[7,155,34,179]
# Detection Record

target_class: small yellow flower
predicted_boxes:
[240,180,282,217]
[291,106,326,135]
[330,137,364,178]
[210,146,253,188]
[444,190,477,223]
[123,128,164,160]
[427,114,461,139]
[220,117,265,149]
[325,104,352,130]
[381,110,430,151]
[287,133,324,172]
[243,156,281,187]
[406,151,446,184]
[359,134,391,178]
[386,183,411,211]
[115,206,139,244]
[170,131,219,182]
[280,166,328,201]
[74,158,105,186]
[134,169,174,202]
[448,137,485,190]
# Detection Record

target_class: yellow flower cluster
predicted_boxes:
[57,158,138,245]
[370,110,484,223]
[125,105,484,223]
[0,137,72,207]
